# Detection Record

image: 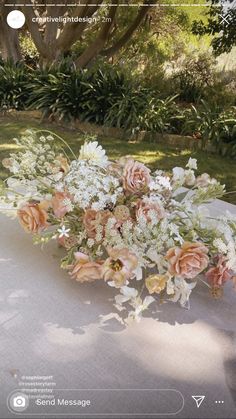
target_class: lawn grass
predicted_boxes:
[0,116,236,204]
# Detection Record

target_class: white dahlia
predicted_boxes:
[79,141,108,167]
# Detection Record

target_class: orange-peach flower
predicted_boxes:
[70,252,102,283]
[51,191,72,218]
[83,209,111,239]
[17,201,49,233]
[166,242,209,279]
[102,248,138,287]
[57,235,78,249]
[135,199,165,222]
[145,274,168,294]
[205,256,233,287]
[123,159,151,194]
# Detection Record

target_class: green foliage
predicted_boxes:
[173,53,216,102]
[0,61,235,159]
[192,0,236,56]
[104,87,149,131]
[19,34,39,67]
[182,100,236,157]
[137,95,182,134]
[28,66,130,123]
[0,61,31,110]
[28,63,182,135]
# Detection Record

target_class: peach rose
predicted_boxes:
[206,256,233,287]
[17,201,49,233]
[102,248,138,287]
[135,199,165,222]
[166,242,209,279]
[83,209,111,238]
[70,252,102,283]
[52,191,72,218]
[123,159,151,194]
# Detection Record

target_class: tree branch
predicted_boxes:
[56,0,103,52]
[101,0,154,58]
[44,2,66,47]
[75,1,118,68]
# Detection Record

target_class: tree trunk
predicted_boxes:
[0,5,22,62]
[101,1,153,58]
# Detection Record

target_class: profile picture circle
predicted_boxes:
[7,10,25,29]
[8,392,29,412]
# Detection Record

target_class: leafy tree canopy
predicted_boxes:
[192,0,236,55]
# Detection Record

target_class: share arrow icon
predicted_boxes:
[192,395,205,408]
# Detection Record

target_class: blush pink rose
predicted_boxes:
[17,201,49,233]
[70,252,102,283]
[102,248,138,287]
[51,191,72,218]
[205,256,233,287]
[135,199,165,222]
[123,159,151,194]
[83,209,111,238]
[166,242,209,279]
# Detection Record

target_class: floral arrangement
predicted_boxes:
[1,130,236,323]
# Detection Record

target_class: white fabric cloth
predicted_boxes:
[0,199,236,419]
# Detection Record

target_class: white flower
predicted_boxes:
[166,278,175,295]
[172,167,185,188]
[58,225,70,238]
[79,141,108,167]
[226,241,236,271]
[114,286,138,311]
[186,158,197,170]
[156,175,171,190]
[213,238,227,254]
[170,277,196,308]
[184,169,195,186]
[115,286,138,304]
[126,296,155,323]
[87,238,95,248]
[133,265,143,281]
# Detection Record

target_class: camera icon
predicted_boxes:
[9,392,29,412]
[13,395,26,408]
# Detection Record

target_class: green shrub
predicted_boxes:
[173,54,216,103]
[0,61,31,110]
[28,66,131,123]
[139,95,184,134]
[182,100,236,157]
[1,61,235,159]
[79,68,130,124]
[104,87,149,132]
